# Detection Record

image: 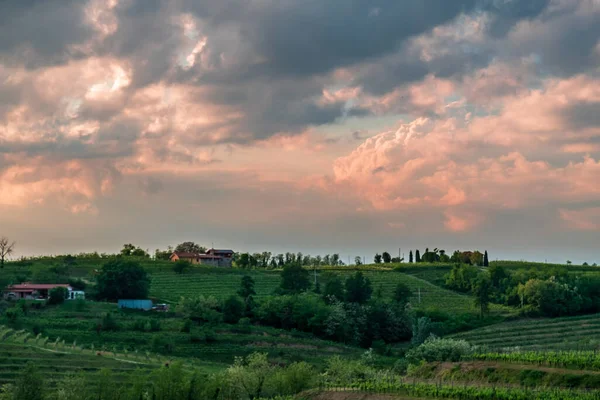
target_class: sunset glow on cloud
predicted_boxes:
[1,0,599,261]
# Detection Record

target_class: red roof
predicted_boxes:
[171,252,198,258]
[171,252,222,260]
[6,283,71,292]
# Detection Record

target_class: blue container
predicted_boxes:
[117,299,153,311]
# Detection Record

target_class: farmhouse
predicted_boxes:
[3,283,85,300]
[170,248,234,267]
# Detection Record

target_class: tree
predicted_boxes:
[223,295,244,324]
[238,275,256,299]
[280,263,310,294]
[354,256,362,266]
[409,250,413,263]
[175,242,205,254]
[345,272,372,304]
[483,250,489,267]
[323,276,344,302]
[393,283,412,306]
[173,260,190,274]
[155,247,173,260]
[415,250,421,263]
[0,236,15,269]
[382,252,391,264]
[48,287,67,305]
[470,251,484,266]
[473,274,491,318]
[95,259,150,301]
[13,363,44,400]
[374,254,382,264]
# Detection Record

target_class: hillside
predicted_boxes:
[451,313,600,350]
[0,341,156,386]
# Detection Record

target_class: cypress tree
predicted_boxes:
[409,250,413,263]
[484,250,489,267]
[415,250,421,263]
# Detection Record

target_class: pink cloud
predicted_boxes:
[560,208,600,231]
[332,76,600,232]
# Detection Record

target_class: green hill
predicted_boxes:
[451,313,600,350]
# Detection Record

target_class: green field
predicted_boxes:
[451,313,600,350]
[0,341,155,386]
[149,267,492,314]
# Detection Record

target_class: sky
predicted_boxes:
[0,0,599,263]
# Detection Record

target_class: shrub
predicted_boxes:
[234,317,252,334]
[131,320,146,332]
[406,336,474,365]
[48,287,67,305]
[5,307,23,323]
[99,313,119,332]
[172,260,190,275]
[68,278,87,291]
[148,319,161,332]
[180,319,192,333]
[222,295,244,324]
[151,335,174,353]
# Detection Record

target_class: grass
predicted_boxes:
[451,313,600,351]
[0,341,156,386]
[5,301,389,371]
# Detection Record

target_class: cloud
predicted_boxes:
[333,75,600,231]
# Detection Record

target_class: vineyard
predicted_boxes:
[467,350,600,371]
[314,379,600,399]
[451,313,600,350]
[149,267,491,314]
[7,301,381,370]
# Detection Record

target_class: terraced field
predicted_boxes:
[150,268,281,302]
[451,313,600,350]
[149,268,485,314]
[0,342,155,386]
[11,301,380,370]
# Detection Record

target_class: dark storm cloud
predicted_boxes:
[562,101,600,130]
[0,0,92,68]
[482,0,551,37]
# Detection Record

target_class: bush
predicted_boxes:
[173,260,191,275]
[222,295,244,324]
[234,317,252,334]
[99,313,119,332]
[151,335,174,353]
[406,336,474,365]
[5,307,23,323]
[180,319,192,333]
[48,287,67,305]
[148,319,161,332]
[131,320,147,332]
[68,278,87,291]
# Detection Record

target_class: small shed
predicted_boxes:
[117,299,153,311]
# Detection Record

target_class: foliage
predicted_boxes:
[472,273,491,318]
[406,336,474,364]
[392,283,412,306]
[48,287,67,305]
[279,263,310,294]
[374,254,382,264]
[172,260,190,275]
[518,278,582,317]
[238,275,256,299]
[95,259,150,301]
[382,252,391,263]
[344,272,372,304]
[411,316,433,345]
[13,363,43,400]
[174,242,205,254]
[176,295,222,324]
[322,275,344,303]
[223,295,245,324]
[120,243,149,258]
